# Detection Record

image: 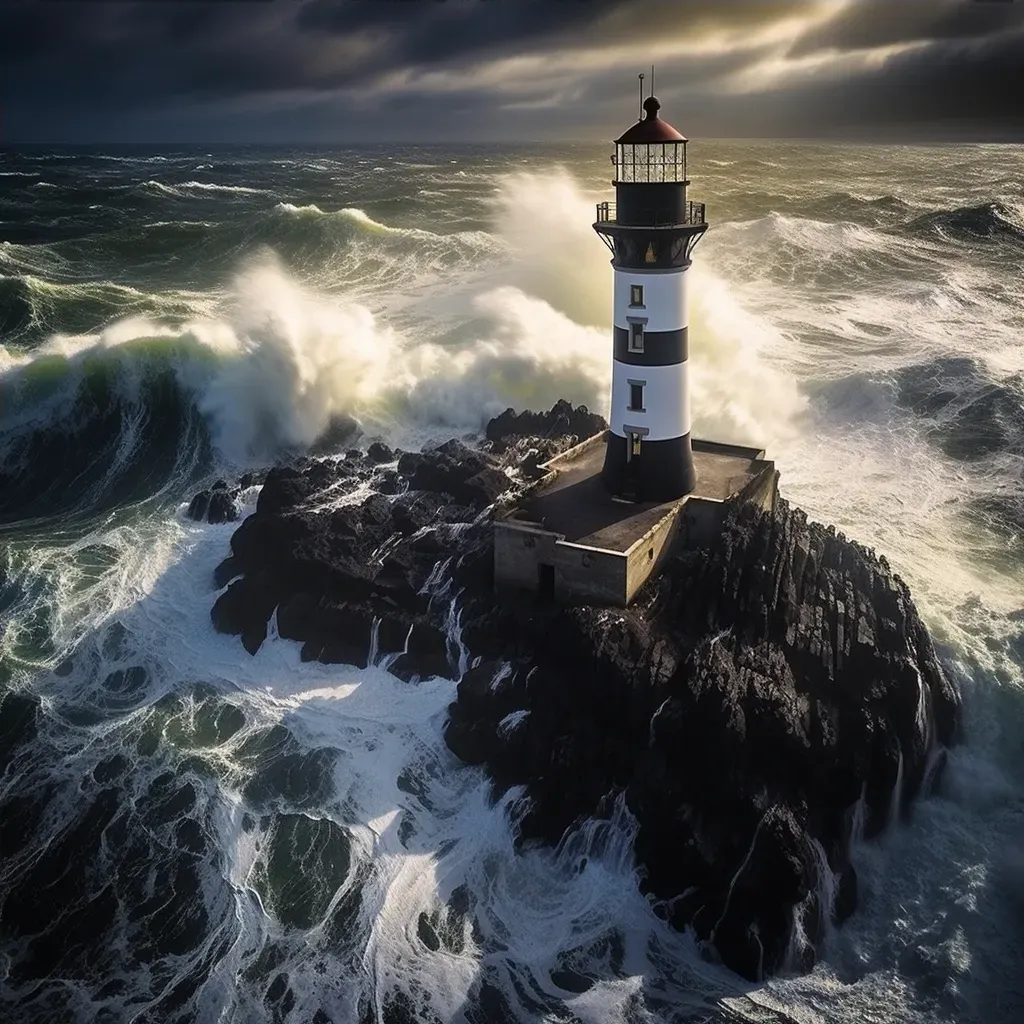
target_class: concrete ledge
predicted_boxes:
[539,428,609,473]
[692,437,767,461]
[495,431,778,606]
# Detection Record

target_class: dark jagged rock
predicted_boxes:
[211,570,278,655]
[368,441,394,464]
[206,437,507,672]
[213,555,241,590]
[239,470,266,490]
[187,484,239,524]
[485,398,607,456]
[188,491,211,522]
[204,400,961,984]
[388,622,452,683]
[308,414,360,456]
[397,439,512,507]
[376,469,403,496]
[207,489,237,524]
[445,498,960,981]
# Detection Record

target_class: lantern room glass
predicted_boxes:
[613,142,687,184]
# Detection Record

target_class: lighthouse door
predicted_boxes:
[625,430,642,499]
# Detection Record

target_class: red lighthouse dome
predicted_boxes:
[615,97,688,145]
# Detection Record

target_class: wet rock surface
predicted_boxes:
[187,480,240,524]
[201,401,960,982]
[485,397,607,457]
[202,416,533,679]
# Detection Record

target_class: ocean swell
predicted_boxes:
[907,201,1024,245]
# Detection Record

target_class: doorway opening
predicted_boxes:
[538,563,555,599]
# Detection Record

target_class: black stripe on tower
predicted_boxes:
[615,183,688,226]
[601,432,695,501]
[613,326,688,366]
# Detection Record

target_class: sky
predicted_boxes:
[2,0,1023,143]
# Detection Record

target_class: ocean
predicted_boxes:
[0,141,1022,1023]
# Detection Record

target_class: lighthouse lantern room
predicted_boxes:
[594,84,708,501]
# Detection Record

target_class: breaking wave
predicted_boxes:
[1,171,804,523]
[138,180,273,199]
[908,201,1024,244]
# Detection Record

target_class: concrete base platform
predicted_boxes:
[495,432,777,606]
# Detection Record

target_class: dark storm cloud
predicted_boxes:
[798,26,1024,137]
[0,0,810,83]
[293,0,815,68]
[789,0,1024,55]
[1,0,1022,142]
[298,0,619,64]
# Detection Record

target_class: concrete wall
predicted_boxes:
[494,522,558,592]
[494,521,628,605]
[679,461,778,547]
[681,497,726,548]
[552,541,626,605]
[691,438,767,461]
[538,430,608,474]
[738,463,779,512]
[495,448,779,607]
[624,505,686,604]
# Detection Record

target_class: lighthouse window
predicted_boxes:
[630,284,644,308]
[628,322,645,353]
[628,382,645,412]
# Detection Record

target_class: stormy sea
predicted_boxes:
[1,141,1022,1023]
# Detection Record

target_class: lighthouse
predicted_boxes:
[493,78,775,608]
[593,87,707,501]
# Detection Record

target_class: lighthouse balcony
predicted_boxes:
[593,201,708,266]
[594,200,706,228]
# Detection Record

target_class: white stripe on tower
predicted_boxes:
[612,268,689,333]
[608,265,691,441]
[609,361,690,440]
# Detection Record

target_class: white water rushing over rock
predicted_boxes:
[0,142,1022,1024]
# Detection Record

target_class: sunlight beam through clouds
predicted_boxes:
[3,0,1022,141]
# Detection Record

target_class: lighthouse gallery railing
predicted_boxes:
[595,201,706,227]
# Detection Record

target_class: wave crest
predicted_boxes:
[273,202,441,239]
[908,201,1024,244]
[139,180,271,199]
[0,170,807,515]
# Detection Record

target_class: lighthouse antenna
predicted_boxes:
[637,73,644,119]
[651,65,655,98]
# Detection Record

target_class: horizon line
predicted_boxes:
[4,135,1024,147]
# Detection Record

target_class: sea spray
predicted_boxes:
[491,168,611,328]
[3,169,807,493]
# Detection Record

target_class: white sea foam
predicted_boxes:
[274,202,396,229]
[0,170,822,470]
[141,179,271,198]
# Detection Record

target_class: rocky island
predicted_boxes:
[198,400,961,982]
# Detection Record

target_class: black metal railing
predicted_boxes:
[595,201,706,227]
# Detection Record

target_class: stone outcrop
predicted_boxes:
[485,398,607,456]
[446,498,959,978]
[204,432,518,665]
[198,401,959,982]
[187,480,240,524]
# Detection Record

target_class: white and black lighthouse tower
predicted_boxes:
[594,80,708,501]
[494,81,773,606]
